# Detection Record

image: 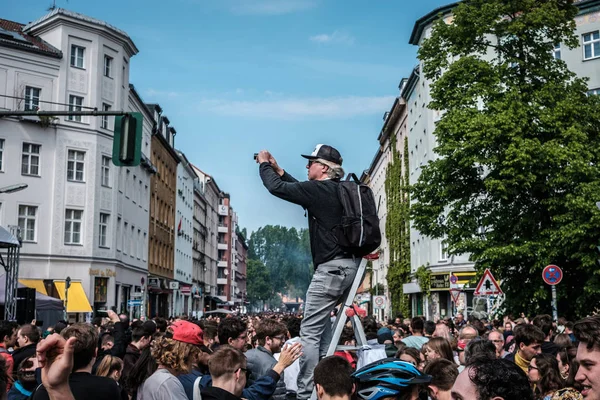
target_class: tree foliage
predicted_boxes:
[247,225,313,302]
[246,259,273,304]
[386,135,411,317]
[412,0,600,319]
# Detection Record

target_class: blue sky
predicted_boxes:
[5,0,450,234]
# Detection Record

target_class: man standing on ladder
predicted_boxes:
[257,144,360,400]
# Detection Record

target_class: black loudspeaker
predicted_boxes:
[16,287,36,324]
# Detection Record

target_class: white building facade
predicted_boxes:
[0,9,152,319]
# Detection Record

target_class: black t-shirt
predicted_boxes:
[32,372,121,400]
[260,163,345,267]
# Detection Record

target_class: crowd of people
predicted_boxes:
[0,309,596,400]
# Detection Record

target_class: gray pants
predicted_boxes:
[296,257,359,400]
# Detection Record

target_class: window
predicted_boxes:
[21,143,40,176]
[64,209,83,245]
[18,205,37,242]
[99,213,109,248]
[142,232,147,261]
[101,156,111,187]
[67,95,84,122]
[70,45,85,68]
[137,229,141,259]
[0,139,4,171]
[125,170,130,198]
[440,239,448,262]
[24,86,41,111]
[553,43,561,60]
[583,31,600,60]
[123,222,128,254]
[130,225,135,257]
[588,88,600,96]
[101,103,111,129]
[116,217,122,251]
[67,150,85,182]
[104,55,113,77]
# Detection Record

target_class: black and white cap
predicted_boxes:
[301,144,343,166]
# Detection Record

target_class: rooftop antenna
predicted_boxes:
[48,0,67,11]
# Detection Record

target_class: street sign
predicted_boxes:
[450,289,461,303]
[474,269,503,296]
[542,265,563,285]
[450,274,458,284]
[131,292,142,298]
[373,295,386,309]
[169,281,180,290]
[128,299,143,306]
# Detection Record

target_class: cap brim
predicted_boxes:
[301,154,317,160]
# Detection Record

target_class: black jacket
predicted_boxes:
[260,163,344,267]
[11,343,36,376]
[201,386,242,400]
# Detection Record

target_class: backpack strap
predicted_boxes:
[193,376,203,400]
[346,173,360,183]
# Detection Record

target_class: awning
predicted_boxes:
[207,295,225,304]
[19,279,48,295]
[403,282,422,294]
[54,281,92,313]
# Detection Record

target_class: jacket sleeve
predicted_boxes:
[242,369,280,400]
[259,163,313,208]
[110,322,128,359]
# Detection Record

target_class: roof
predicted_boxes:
[23,8,138,56]
[409,2,457,45]
[0,225,20,248]
[0,18,62,58]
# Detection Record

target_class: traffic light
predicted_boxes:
[112,112,143,166]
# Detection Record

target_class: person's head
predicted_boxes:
[255,319,287,353]
[424,337,454,363]
[411,317,424,334]
[17,324,40,348]
[456,314,464,323]
[553,333,572,350]
[119,314,130,327]
[340,326,356,346]
[504,322,513,332]
[433,322,452,342]
[125,347,157,394]
[0,321,17,348]
[514,324,544,361]
[424,321,436,337]
[488,331,505,356]
[464,339,497,365]
[203,324,218,348]
[16,355,39,391]
[54,321,67,335]
[532,314,553,340]
[574,314,600,400]
[395,347,423,370]
[424,359,458,400]
[208,346,247,397]
[286,317,302,338]
[96,354,124,381]
[142,320,157,337]
[60,323,98,371]
[377,327,394,345]
[218,318,248,352]
[457,325,479,365]
[150,335,199,376]
[528,353,563,397]
[314,356,354,400]
[154,317,168,333]
[471,320,487,337]
[131,326,152,350]
[301,144,344,181]
[100,333,114,351]
[452,355,534,400]
[352,358,431,400]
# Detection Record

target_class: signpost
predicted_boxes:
[542,265,563,322]
[128,299,143,307]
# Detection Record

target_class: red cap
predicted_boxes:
[171,321,203,345]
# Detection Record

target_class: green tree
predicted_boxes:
[246,259,274,307]
[386,136,411,316]
[412,0,600,319]
[247,225,313,300]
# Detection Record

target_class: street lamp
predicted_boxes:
[64,276,71,320]
[0,184,28,194]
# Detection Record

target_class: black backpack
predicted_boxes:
[335,173,381,256]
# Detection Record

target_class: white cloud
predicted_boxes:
[228,0,316,15]
[309,31,354,45]
[197,95,394,119]
[145,89,180,99]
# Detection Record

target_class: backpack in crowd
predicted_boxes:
[335,173,381,256]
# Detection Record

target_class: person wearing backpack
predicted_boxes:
[257,144,381,400]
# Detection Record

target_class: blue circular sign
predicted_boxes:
[450,274,458,284]
[543,265,563,286]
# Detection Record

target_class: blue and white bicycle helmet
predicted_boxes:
[352,358,431,400]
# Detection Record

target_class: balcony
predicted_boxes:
[218,225,228,233]
[217,260,228,268]
[217,278,228,285]
[218,242,228,250]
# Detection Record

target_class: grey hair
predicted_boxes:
[317,158,345,179]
